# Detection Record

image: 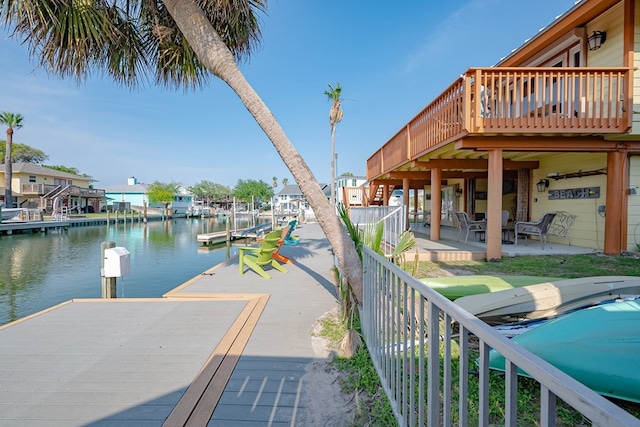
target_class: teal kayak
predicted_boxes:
[488,299,640,403]
[419,275,560,300]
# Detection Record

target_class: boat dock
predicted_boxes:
[197,223,273,245]
[0,220,70,235]
[0,222,342,426]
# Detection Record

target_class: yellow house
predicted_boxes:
[364,0,640,259]
[0,163,105,214]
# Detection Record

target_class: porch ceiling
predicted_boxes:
[375,134,639,183]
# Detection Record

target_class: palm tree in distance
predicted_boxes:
[0,1,364,301]
[0,112,24,208]
[282,178,289,187]
[272,176,278,188]
[324,83,343,207]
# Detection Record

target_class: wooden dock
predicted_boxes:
[0,220,69,235]
[197,223,273,245]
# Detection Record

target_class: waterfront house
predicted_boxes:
[358,0,640,259]
[104,177,193,214]
[0,162,105,214]
[274,183,330,214]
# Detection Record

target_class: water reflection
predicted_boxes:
[0,217,260,326]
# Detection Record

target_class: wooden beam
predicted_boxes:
[456,136,623,152]
[412,159,540,170]
[388,171,518,180]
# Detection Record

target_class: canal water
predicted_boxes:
[0,217,264,326]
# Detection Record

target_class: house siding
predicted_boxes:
[532,153,607,249]
[634,0,640,135]
[628,155,640,251]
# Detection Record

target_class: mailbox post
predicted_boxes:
[101,242,131,298]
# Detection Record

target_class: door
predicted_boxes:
[441,187,455,226]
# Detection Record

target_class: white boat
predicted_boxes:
[1,207,23,221]
[455,275,640,324]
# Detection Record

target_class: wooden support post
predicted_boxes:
[101,241,117,298]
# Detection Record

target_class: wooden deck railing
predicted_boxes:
[367,67,633,180]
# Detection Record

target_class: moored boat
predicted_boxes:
[455,275,640,324]
[419,275,560,300]
[1,207,23,221]
[488,299,640,403]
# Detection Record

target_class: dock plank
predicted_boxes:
[0,299,247,427]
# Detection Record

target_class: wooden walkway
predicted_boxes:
[0,223,340,426]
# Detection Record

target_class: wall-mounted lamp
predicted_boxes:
[536,179,550,193]
[455,188,463,197]
[587,30,606,51]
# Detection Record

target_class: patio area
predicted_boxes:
[410,222,600,261]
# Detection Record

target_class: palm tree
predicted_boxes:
[1,1,364,301]
[324,83,343,207]
[282,178,289,187]
[272,176,278,188]
[0,112,24,208]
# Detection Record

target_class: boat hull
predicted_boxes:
[488,300,640,403]
[1,208,23,221]
[455,275,640,323]
[419,275,559,300]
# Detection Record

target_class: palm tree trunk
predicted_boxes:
[4,129,13,208]
[330,125,336,206]
[162,0,364,302]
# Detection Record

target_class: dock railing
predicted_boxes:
[349,206,405,256]
[361,247,640,426]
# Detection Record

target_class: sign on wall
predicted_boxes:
[548,187,600,200]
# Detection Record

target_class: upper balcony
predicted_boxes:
[367,66,633,180]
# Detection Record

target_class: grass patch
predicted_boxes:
[407,253,640,278]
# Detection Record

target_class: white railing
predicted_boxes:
[349,206,405,256]
[361,247,639,426]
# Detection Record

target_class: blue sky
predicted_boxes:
[0,0,578,189]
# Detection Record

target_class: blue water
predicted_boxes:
[0,217,262,326]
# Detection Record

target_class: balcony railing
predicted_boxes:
[367,67,633,180]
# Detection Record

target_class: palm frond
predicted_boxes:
[361,221,384,256]
[390,229,417,265]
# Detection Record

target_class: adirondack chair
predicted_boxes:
[515,212,558,249]
[283,219,300,246]
[272,223,294,264]
[238,229,288,279]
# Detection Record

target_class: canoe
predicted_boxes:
[488,299,640,403]
[419,275,560,300]
[455,275,640,324]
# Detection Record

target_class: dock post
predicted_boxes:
[101,241,117,298]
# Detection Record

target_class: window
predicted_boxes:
[29,175,36,183]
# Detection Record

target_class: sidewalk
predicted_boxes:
[165,221,346,425]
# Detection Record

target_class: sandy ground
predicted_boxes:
[294,309,358,427]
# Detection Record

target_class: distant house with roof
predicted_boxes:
[274,183,329,214]
[0,162,104,213]
[335,174,367,206]
[104,177,193,213]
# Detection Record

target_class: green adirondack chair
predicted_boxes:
[238,229,288,279]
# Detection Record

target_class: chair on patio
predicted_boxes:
[515,212,558,249]
[453,211,486,244]
[501,210,511,227]
[238,229,288,279]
